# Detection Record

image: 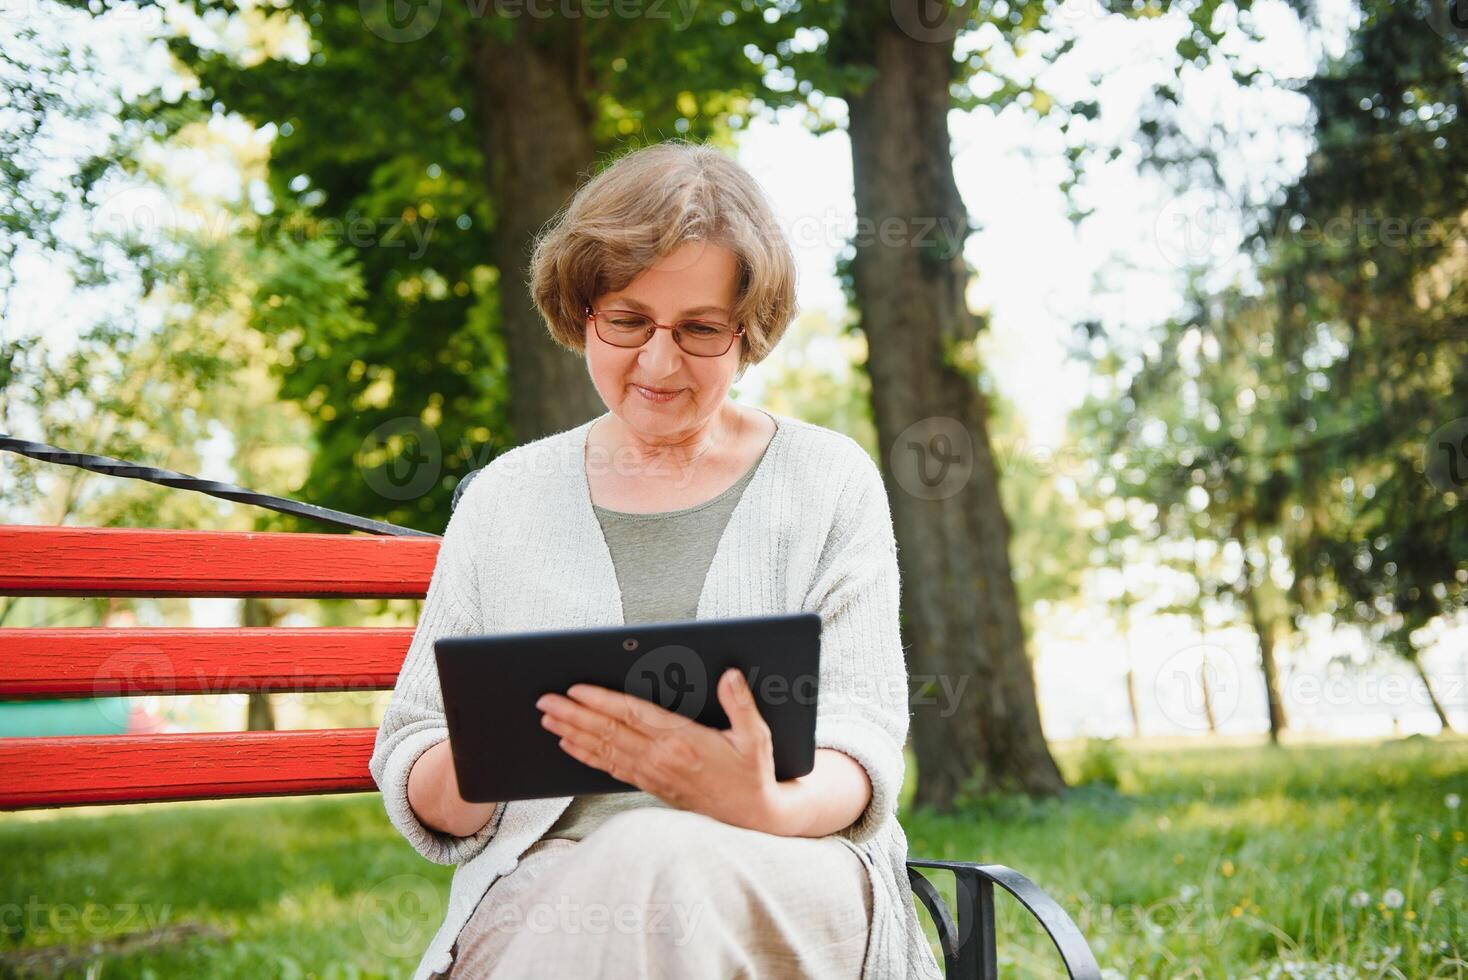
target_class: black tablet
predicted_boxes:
[433,612,821,804]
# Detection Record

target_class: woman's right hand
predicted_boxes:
[407,738,500,838]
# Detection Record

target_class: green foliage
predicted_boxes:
[0,28,118,311]
[1075,735,1126,788]
[757,308,877,450]
[989,389,1090,634]
[1069,2,1467,701]
[143,0,826,532]
[1246,2,1468,660]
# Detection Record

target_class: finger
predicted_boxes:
[556,726,643,789]
[542,699,655,759]
[545,688,713,785]
[566,682,698,736]
[540,690,623,736]
[549,689,709,793]
[555,735,626,781]
[559,732,688,807]
[717,669,772,742]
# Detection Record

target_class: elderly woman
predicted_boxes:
[369,141,943,980]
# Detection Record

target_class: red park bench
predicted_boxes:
[0,435,1101,979]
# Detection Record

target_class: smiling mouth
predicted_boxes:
[633,384,683,395]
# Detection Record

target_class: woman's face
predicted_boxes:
[585,240,743,442]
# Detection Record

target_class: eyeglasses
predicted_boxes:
[585,305,745,358]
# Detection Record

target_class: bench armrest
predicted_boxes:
[906,859,1101,979]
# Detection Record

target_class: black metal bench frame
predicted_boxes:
[906,859,1100,978]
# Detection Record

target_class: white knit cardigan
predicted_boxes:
[369,409,945,980]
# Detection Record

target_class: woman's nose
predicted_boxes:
[639,327,684,370]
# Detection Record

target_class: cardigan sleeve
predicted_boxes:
[803,451,911,846]
[368,482,506,866]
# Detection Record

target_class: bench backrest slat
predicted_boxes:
[0,729,379,808]
[0,627,411,697]
[0,526,437,597]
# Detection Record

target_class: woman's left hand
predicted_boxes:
[535,667,786,834]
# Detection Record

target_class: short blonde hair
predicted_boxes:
[530,140,798,380]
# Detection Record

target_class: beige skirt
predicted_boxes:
[438,807,874,979]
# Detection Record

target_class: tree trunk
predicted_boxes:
[1189,553,1220,735]
[470,17,605,443]
[1233,523,1288,743]
[246,692,275,732]
[242,597,278,732]
[835,4,1065,805]
[1410,653,1454,733]
[1200,654,1218,734]
[1119,597,1142,738]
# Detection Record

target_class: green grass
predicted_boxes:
[1,735,1463,978]
[902,734,1467,979]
